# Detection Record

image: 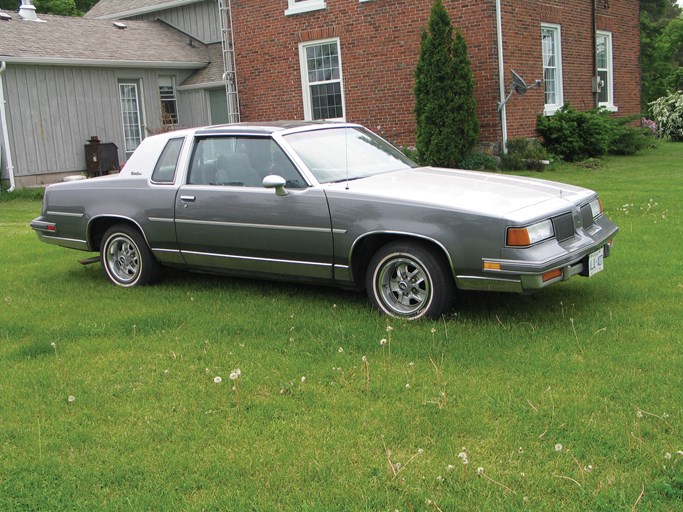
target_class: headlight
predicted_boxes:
[507,219,555,247]
[588,197,603,219]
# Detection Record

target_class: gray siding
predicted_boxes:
[134,0,221,44]
[2,64,192,179]
[178,89,211,128]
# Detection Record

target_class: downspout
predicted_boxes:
[495,0,508,154]
[591,0,599,107]
[0,61,16,193]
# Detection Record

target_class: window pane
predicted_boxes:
[152,138,184,183]
[310,82,343,120]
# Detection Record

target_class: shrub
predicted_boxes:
[537,105,613,161]
[459,151,498,171]
[500,138,549,171]
[649,91,683,141]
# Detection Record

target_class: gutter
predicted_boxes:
[91,0,204,20]
[1,56,207,70]
[495,0,508,154]
[0,61,16,193]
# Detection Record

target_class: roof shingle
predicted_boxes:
[0,14,209,67]
[84,0,204,20]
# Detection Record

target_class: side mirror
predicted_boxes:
[263,175,288,196]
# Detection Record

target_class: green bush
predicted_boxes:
[649,91,683,141]
[537,105,613,161]
[500,138,549,171]
[537,105,651,161]
[459,151,498,171]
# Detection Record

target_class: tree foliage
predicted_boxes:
[414,0,479,167]
[0,0,97,16]
[640,0,683,111]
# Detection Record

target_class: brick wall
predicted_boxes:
[231,0,640,149]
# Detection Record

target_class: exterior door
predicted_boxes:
[174,135,334,279]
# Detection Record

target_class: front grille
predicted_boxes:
[552,212,575,242]
[580,204,595,229]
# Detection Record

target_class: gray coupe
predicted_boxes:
[31,122,618,319]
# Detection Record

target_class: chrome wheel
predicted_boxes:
[377,256,431,316]
[100,224,160,287]
[105,234,141,284]
[366,241,455,320]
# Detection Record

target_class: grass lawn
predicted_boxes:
[1,142,682,511]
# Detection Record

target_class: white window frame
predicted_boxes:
[541,24,563,116]
[158,76,179,126]
[118,81,145,158]
[596,31,617,111]
[298,37,346,121]
[285,0,326,16]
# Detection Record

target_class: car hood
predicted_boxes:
[326,167,595,220]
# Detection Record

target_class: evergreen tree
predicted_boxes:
[414,0,479,167]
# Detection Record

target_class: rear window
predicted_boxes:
[151,137,184,184]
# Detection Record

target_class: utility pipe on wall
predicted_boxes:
[495,0,508,154]
[0,61,16,193]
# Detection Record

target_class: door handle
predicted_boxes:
[180,195,196,202]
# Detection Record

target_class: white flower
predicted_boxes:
[386,325,394,332]
[362,355,368,362]
[430,327,436,334]
[338,347,344,353]
[446,464,455,471]
[67,395,76,403]
[229,369,241,380]
[436,475,444,482]
[301,376,306,383]
[636,410,644,418]
[51,342,56,348]
[213,376,222,384]
[458,451,467,460]
[477,467,485,476]
[418,448,424,455]
[379,338,387,346]
[405,383,411,389]
[555,443,563,452]
[665,452,672,460]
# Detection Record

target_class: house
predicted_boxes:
[0,0,227,188]
[1,0,640,189]
[225,0,641,148]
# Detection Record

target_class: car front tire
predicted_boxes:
[100,224,160,287]
[366,241,455,320]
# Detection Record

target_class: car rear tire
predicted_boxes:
[366,241,455,320]
[100,224,160,287]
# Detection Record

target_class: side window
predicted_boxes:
[188,136,307,188]
[151,137,184,184]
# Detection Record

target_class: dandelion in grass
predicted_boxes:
[67,395,76,404]
[362,356,370,391]
[477,467,485,476]
[213,376,222,384]
[665,452,672,460]
[555,443,563,452]
[338,347,344,354]
[301,376,306,384]
[230,369,242,409]
[385,324,394,369]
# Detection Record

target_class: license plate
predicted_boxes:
[587,247,604,277]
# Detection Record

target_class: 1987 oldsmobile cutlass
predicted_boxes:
[31,122,618,319]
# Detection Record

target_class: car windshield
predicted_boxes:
[283,127,417,184]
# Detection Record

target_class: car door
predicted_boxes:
[174,135,334,279]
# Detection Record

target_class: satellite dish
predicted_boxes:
[511,70,529,96]
[498,70,543,111]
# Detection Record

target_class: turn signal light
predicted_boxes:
[542,269,562,282]
[483,261,501,270]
